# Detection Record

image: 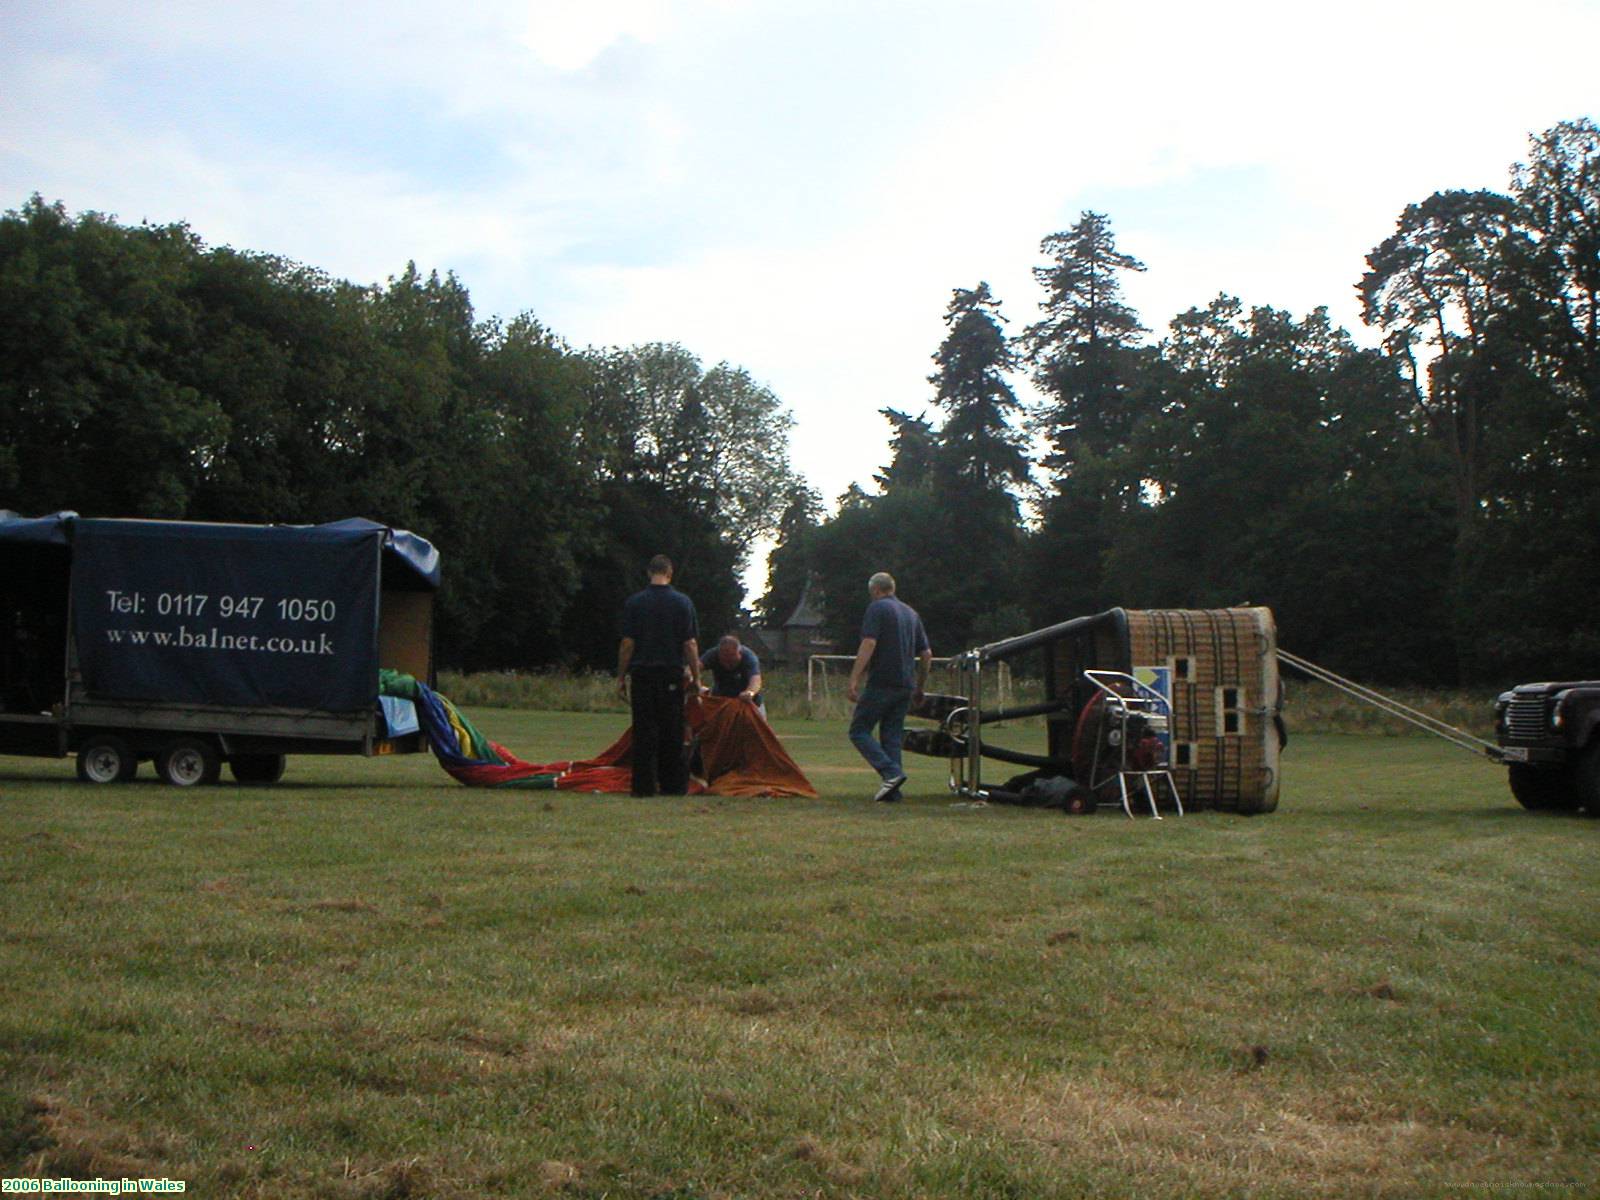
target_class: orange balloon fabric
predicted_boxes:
[527,694,817,797]
[687,693,817,797]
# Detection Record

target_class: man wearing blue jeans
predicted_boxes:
[846,571,932,803]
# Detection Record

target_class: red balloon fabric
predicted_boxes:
[516,694,817,797]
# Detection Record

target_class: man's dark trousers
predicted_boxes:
[629,665,688,796]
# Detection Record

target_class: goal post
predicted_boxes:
[806,654,1012,719]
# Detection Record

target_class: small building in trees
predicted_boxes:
[745,577,833,666]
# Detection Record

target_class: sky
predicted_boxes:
[3,0,1598,569]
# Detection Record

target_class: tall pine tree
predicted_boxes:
[928,283,1029,493]
[1021,212,1153,624]
[1023,211,1150,477]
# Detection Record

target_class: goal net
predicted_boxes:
[805,655,1013,720]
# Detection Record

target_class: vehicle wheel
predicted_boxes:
[1507,763,1582,811]
[76,736,135,785]
[156,738,221,788]
[1574,742,1600,815]
[230,753,286,784]
[1060,780,1097,816]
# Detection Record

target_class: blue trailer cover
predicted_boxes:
[0,512,440,587]
[0,510,76,545]
[71,520,383,712]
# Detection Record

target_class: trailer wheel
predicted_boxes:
[76,736,136,785]
[157,738,221,788]
[230,753,286,784]
[1507,763,1581,811]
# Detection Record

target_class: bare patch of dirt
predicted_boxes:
[790,1136,867,1187]
[336,1155,446,1200]
[222,1015,285,1041]
[1237,1044,1270,1071]
[309,898,380,914]
[451,1029,526,1058]
[959,1069,1529,1194]
[706,1088,750,1119]
[726,988,782,1016]
[1353,979,1402,1002]
[24,1093,181,1177]
[536,1159,579,1189]
[21,831,86,851]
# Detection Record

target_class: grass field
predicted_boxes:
[2,711,1597,1198]
[434,669,1499,736]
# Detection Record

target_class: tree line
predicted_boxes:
[4,116,1594,685]
[0,198,802,669]
[761,117,1599,686]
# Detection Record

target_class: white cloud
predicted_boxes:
[518,0,667,71]
[4,0,1598,549]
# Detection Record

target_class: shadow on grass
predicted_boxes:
[0,770,454,792]
[1254,801,1597,826]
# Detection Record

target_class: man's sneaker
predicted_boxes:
[874,773,907,802]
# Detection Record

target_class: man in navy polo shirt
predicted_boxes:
[617,554,699,796]
[846,571,931,802]
[699,634,765,713]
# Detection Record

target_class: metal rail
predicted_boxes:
[806,654,1011,716]
[1276,648,1503,762]
[1083,670,1184,819]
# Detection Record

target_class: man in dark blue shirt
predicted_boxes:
[617,554,699,796]
[699,635,764,713]
[846,571,931,802]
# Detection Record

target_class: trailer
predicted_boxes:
[0,511,439,786]
[908,607,1284,815]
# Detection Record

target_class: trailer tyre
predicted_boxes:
[76,736,136,785]
[157,738,221,788]
[1507,763,1581,811]
[230,753,286,785]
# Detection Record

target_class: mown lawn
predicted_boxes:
[1,711,1596,1198]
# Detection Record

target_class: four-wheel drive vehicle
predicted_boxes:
[0,511,439,786]
[1494,682,1600,812]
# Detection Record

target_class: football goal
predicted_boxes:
[805,654,1012,720]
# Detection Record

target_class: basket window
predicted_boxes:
[1216,686,1246,737]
